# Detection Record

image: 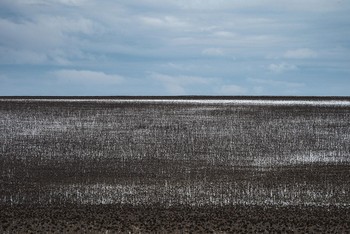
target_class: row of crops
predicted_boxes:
[1,99,350,206]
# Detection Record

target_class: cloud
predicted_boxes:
[268,63,298,73]
[0,10,96,65]
[9,0,87,7]
[147,0,348,12]
[202,48,224,56]
[248,78,304,88]
[219,85,247,95]
[0,47,47,64]
[139,16,188,28]
[55,0,87,6]
[0,0,349,95]
[212,31,237,38]
[284,48,317,59]
[0,16,95,47]
[247,77,305,95]
[151,72,213,95]
[53,70,124,84]
[0,74,8,80]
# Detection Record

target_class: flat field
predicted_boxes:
[1,97,350,232]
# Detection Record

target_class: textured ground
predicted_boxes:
[1,98,350,232]
[1,204,350,233]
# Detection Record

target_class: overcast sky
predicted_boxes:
[1,0,350,96]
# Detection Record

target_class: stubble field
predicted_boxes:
[1,97,350,232]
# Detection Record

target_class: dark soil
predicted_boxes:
[1,98,350,232]
[1,204,350,233]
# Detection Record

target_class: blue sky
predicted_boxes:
[0,0,350,96]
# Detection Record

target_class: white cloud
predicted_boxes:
[202,48,224,56]
[15,0,87,6]
[0,13,96,65]
[0,18,60,50]
[164,62,194,71]
[0,74,8,80]
[53,70,124,84]
[0,47,48,64]
[151,72,213,95]
[268,62,298,73]
[0,0,349,95]
[152,73,211,84]
[169,0,346,12]
[284,48,317,59]
[56,0,87,6]
[212,31,237,38]
[139,16,189,28]
[248,78,304,88]
[219,84,246,95]
[42,16,95,34]
[118,0,348,12]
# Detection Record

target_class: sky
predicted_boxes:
[0,0,350,96]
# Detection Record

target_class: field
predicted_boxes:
[1,97,350,232]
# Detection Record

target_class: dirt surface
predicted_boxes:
[1,98,350,232]
[1,204,350,233]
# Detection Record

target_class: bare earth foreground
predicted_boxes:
[1,97,350,232]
